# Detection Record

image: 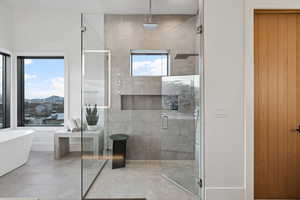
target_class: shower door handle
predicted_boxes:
[161,113,168,129]
[198,179,203,188]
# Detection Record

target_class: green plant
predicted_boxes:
[86,104,99,126]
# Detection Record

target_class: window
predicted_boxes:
[0,53,10,128]
[17,57,64,126]
[131,50,169,76]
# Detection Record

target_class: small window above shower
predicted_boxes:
[130,50,169,77]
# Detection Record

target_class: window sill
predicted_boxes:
[16,126,65,132]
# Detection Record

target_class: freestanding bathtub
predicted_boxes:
[0,129,34,176]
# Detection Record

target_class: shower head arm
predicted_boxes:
[148,0,153,23]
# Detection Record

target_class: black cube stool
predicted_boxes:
[109,134,129,169]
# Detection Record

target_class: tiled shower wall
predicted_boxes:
[104,14,198,160]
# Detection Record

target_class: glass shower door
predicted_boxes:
[81,13,112,198]
[81,49,111,197]
[160,75,203,198]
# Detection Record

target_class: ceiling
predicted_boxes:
[1,0,199,14]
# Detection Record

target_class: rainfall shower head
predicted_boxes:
[174,54,199,60]
[143,0,158,30]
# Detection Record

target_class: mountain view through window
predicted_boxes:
[24,58,64,126]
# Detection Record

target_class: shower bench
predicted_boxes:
[54,130,104,159]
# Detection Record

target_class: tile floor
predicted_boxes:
[86,160,197,200]
[161,160,198,194]
[0,152,81,200]
[0,152,199,200]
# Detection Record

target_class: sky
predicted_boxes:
[132,54,168,76]
[25,59,64,99]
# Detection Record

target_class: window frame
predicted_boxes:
[17,56,65,127]
[130,50,170,77]
[0,52,10,128]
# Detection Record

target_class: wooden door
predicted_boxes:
[255,12,300,199]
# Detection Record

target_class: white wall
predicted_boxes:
[12,7,82,119]
[206,1,300,200]
[204,0,245,199]
[11,8,82,151]
[0,2,12,53]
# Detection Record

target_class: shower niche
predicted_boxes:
[120,95,179,111]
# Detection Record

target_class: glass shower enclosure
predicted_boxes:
[81,0,204,199]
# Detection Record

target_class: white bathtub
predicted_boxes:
[0,129,34,176]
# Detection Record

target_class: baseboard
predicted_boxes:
[205,187,245,200]
[85,199,146,200]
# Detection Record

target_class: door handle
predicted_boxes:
[296,125,300,134]
[161,113,168,129]
[197,179,203,188]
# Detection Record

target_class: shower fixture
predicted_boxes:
[196,25,203,34]
[143,0,158,30]
[174,53,199,60]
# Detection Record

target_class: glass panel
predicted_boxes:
[81,14,110,197]
[194,75,203,198]
[161,75,201,195]
[81,50,110,195]
[24,58,64,126]
[0,55,3,128]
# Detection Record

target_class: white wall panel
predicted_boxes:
[0,2,12,52]
[204,0,245,199]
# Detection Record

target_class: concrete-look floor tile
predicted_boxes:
[0,152,82,200]
[86,160,197,200]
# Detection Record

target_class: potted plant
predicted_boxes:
[86,104,99,131]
